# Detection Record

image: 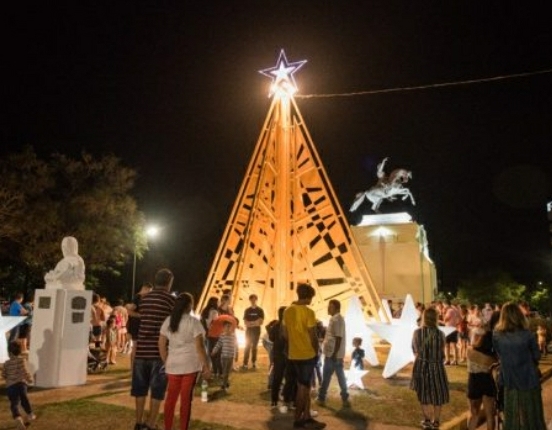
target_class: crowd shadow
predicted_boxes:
[262,398,368,430]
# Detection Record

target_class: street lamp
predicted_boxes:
[131,224,160,298]
[146,225,159,238]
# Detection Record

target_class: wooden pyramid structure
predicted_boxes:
[197,51,382,322]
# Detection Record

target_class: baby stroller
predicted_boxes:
[88,347,108,374]
[490,363,504,430]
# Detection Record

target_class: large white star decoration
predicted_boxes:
[368,296,457,378]
[344,295,379,366]
[381,298,394,321]
[0,314,27,363]
[345,367,369,389]
[367,294,419,378]
[259,49,307,96]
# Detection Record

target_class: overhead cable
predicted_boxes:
[297,68,552,99]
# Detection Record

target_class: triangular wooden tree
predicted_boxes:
[198,51,382,322]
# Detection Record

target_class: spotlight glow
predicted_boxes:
[146,225,159,238]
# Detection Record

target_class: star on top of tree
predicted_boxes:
[259,49,307,96]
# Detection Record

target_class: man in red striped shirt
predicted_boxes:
[131,268,176,430]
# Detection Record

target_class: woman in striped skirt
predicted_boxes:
[410,307,450,430]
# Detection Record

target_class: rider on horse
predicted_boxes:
[350,157,415,213]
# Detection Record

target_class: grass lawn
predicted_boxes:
[216,349,470,428]
[0,347,468,430]
[2,347,549,430]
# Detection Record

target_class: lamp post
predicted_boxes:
[131,225,159,298]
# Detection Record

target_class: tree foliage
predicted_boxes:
[456,269,526,305]
[0,147,146,295]
[527,284,552,317]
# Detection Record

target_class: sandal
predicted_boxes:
[420,419,432,430]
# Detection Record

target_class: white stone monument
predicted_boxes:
[44,236,86,290]
[351,213,436,305]
[29,237,92,387]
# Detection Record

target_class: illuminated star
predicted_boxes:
[368,295,457,378]
[367,294,419,378]
[259,49,307,96]
[345,367,369,389]
[0,314,27,363]
[344,295,379,366]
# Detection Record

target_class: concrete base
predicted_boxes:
[351,213,436,305]
[29,288,92,387]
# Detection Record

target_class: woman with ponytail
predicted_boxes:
[159,293,210,430]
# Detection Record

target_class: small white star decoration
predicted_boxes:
[259,49,307,96]
[345,367,369,389]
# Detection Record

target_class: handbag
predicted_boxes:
[467,347,497,368]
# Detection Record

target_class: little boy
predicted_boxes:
[211,321,237,391]
[351,337,365,370]
[2,342,36,430]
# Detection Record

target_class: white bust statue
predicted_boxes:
[44,236,86,290]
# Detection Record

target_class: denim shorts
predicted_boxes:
[131,358,167,400]
[289,356,317,387]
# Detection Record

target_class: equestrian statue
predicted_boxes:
[350,157,415,213]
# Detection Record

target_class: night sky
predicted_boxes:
[3,3,552,295]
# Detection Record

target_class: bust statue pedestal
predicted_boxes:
[28,237,91,387]
[28,289,92,387]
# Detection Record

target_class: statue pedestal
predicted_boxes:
[351,212,436,305]
[28,289,92,387]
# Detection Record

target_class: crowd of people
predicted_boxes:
[411,299,549,430]
[2,277,551,430]
[122,274,342,430]
[90,292,135,362]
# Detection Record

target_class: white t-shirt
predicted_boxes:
[160,314,205,375]
[322,313,346,359]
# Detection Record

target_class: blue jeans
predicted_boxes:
[243,327,261,366]
[7,382,32,419]
[317,357,349,402]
